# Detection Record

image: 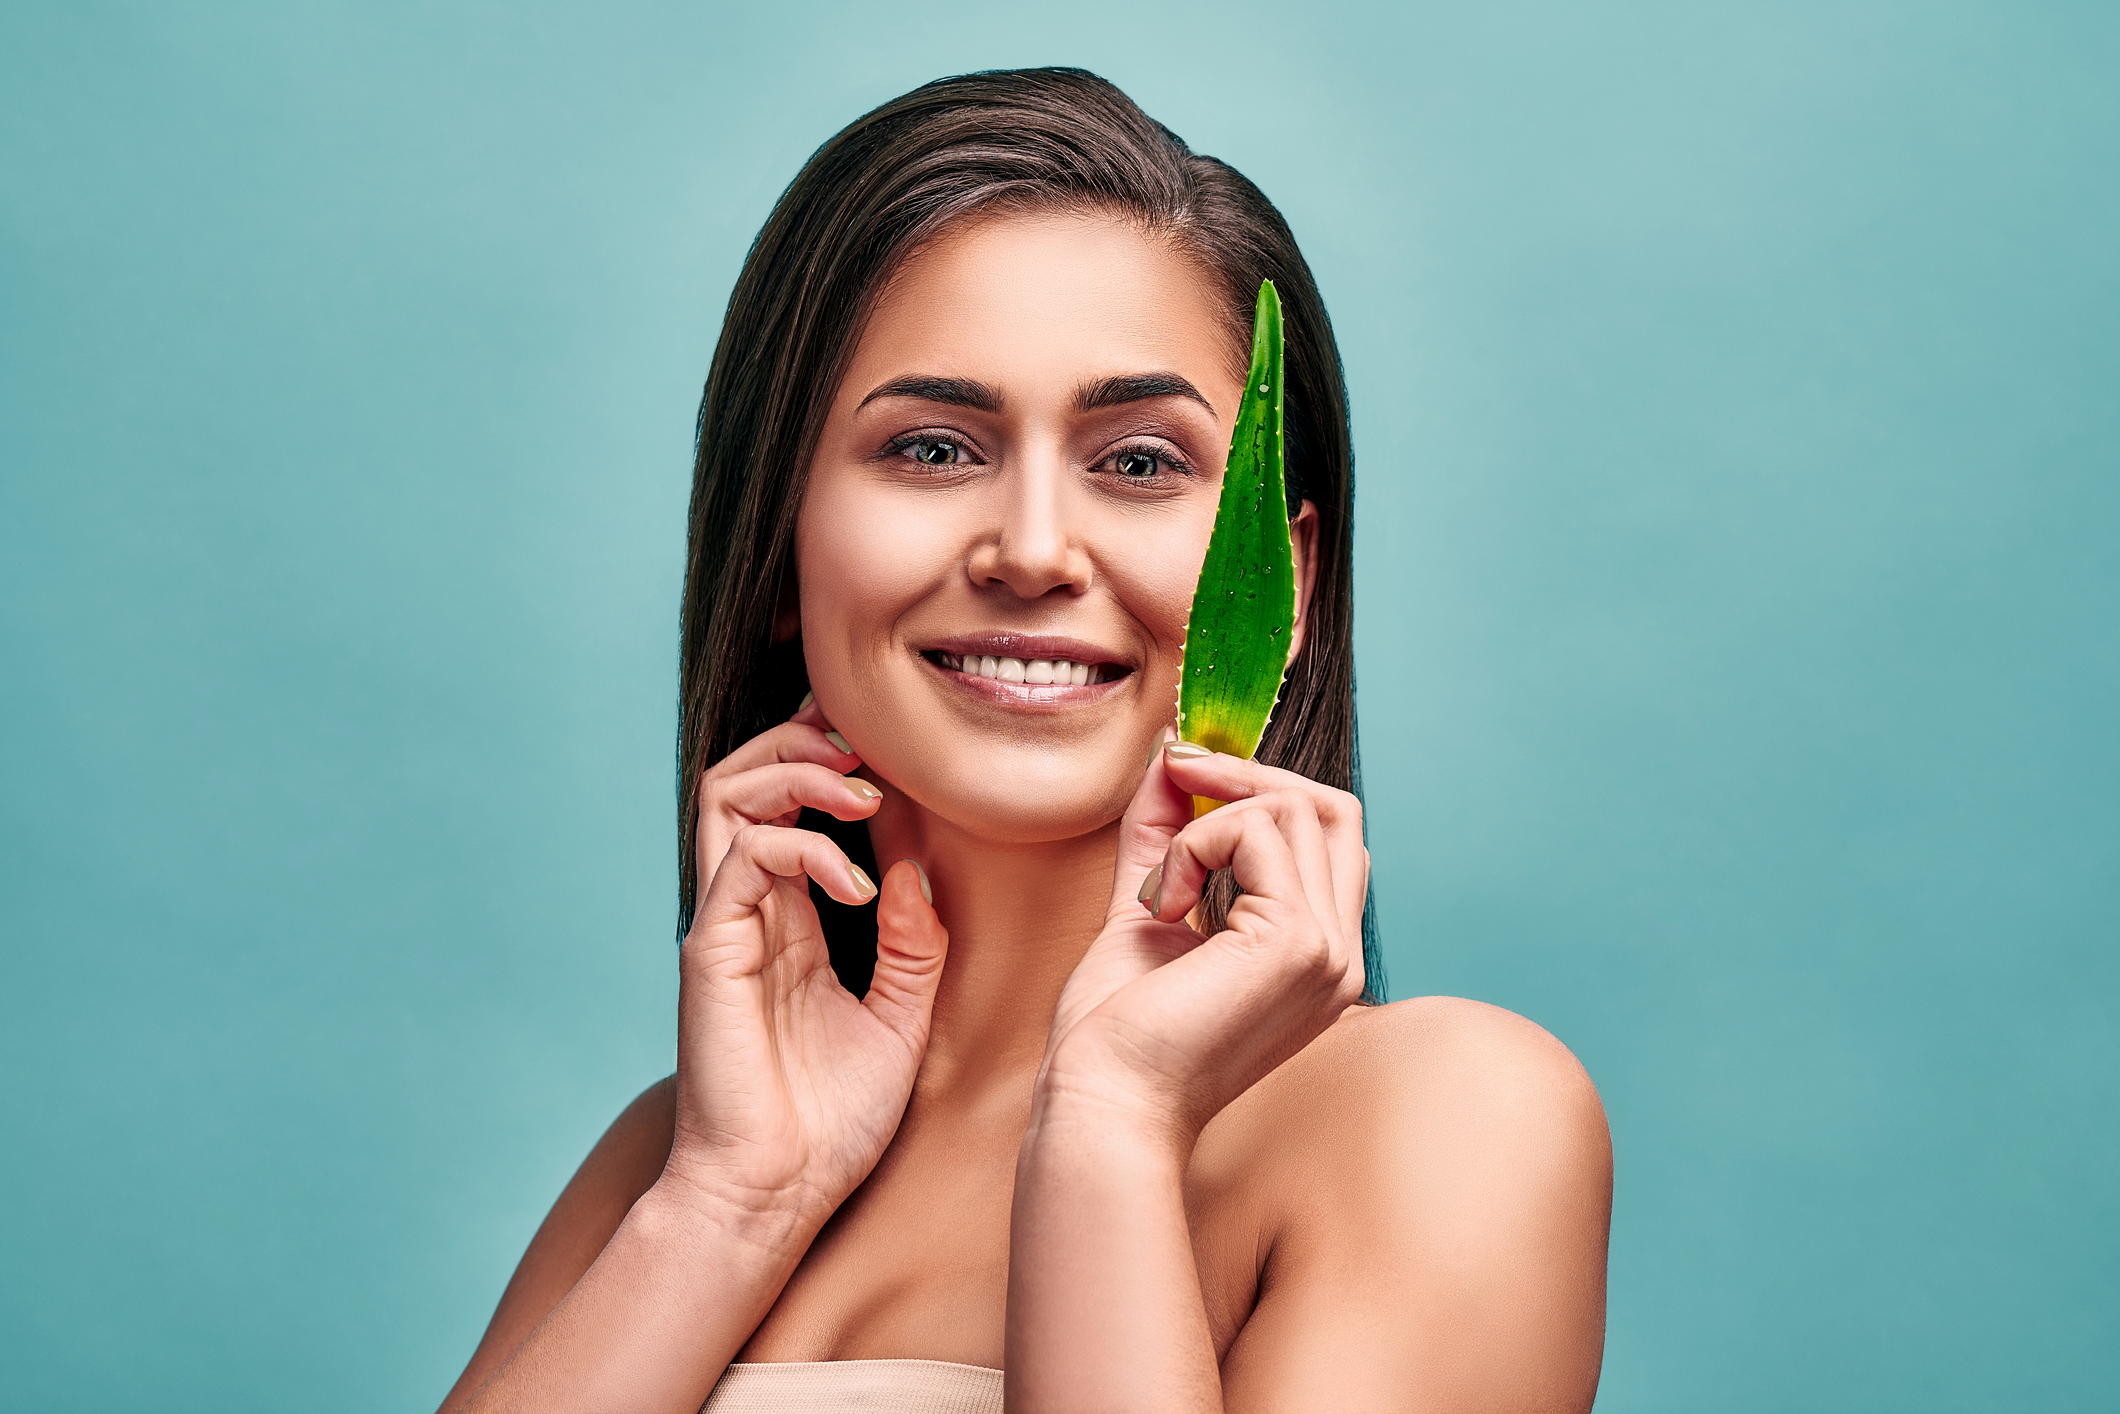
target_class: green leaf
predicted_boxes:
[1178,280,1295,803]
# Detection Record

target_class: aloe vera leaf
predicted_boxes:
[1177,280,1295,811]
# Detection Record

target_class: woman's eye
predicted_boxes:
[909,438,960,465]
[1115,450,1162,478]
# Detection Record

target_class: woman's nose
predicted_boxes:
[967,457,1091,600]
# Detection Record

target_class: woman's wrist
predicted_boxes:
[1022,1067,1200,1175]
[639,1163,831,1267]
[1009,1076,1223,1411]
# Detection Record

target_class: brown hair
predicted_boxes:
[677,67,1383,1001]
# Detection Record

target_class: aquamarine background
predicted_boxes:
[3,3,2114,1409]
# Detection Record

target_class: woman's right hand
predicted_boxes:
[660,696,948,1234]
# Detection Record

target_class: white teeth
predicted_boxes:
[946,652,1108,685]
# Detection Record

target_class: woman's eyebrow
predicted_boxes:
[1075,372,1215,417]
[857,375,1003,412]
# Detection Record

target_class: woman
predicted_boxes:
[440,68,1610,1413]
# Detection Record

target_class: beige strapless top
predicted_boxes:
[700,1359,1004,1413]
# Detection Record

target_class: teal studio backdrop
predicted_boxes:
[2,2,2114,1409]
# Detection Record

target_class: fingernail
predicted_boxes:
[1137,863,1163,912]
[850,780,881,801]
[826,730,852,754]
[848,864,876,900]
[902,859,932,905]
[1165,740,1211,760]
[798,690,815,712]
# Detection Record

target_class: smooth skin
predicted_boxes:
[439,213,1611,1413]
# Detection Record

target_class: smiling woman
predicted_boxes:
[799,213,1296,848]
[438,68,1611,1414]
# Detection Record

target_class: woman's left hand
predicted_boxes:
[1033,735,1370,1151]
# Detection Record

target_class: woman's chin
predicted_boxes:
[872,765,1137,849]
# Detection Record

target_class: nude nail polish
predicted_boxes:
[827,730,852,754]
[848,864,876,899]
[1164,740,1211,760]
[850,780,881,801]
[1145,727,1179,771]
[902,859,933,906]
[1137,863,1163,912]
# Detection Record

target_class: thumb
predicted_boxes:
[1107,727,1191,913]
[864,859,949,1049]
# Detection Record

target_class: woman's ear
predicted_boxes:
[771,570,801,645]
[1287,500,1321,663]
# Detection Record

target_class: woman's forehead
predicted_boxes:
[846,212,1245,403]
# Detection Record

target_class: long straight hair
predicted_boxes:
[677,68,1383,1001]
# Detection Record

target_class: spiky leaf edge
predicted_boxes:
[1175,280,1296,815]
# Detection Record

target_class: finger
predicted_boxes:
[704,718,860,784]
[1104,723,1188,916]
[1242,793,1344,965]
[1148,805,1356,1001]
[1159,745,1360,833]
[789,690,861,758]
[865,860,949,1050]
[696,824,877,926]
[709,761,883,827]
[1148,793,1337,955]
[1158,745,1367,931]
[1228,797,1362,1000]
[1248,793,1355,984]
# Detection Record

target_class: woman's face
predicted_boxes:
[798,211,1308,845]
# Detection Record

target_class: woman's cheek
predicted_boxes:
[1114,518,1211,662]
[795,471,879,707]
[796,469,953,722]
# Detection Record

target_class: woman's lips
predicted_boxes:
[919,648,1131,703]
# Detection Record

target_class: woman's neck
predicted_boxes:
[863,792,1117,1103]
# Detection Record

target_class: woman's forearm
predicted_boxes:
[452,1177,820,1414]
[1005,1095,1223,1414]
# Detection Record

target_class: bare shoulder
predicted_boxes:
[1216,996,1611,1237]
[1206,1002,1612,1409]
[436,1077,678,1412]
[1295,995,1605,1137]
